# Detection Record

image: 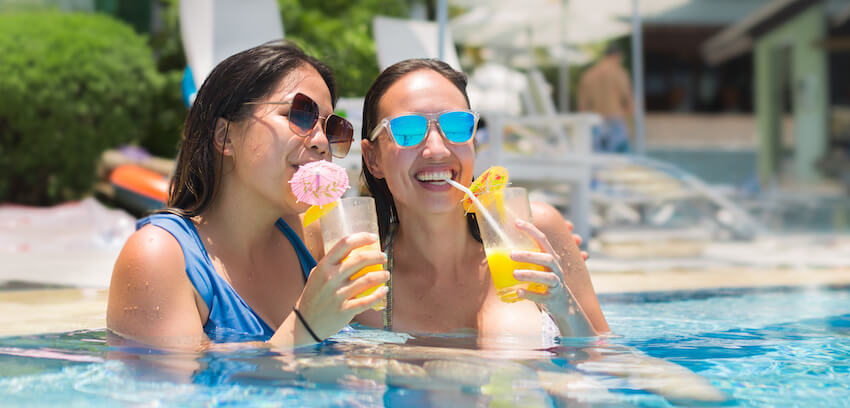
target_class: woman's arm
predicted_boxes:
[516,202,610,334]
[531,202,609,332]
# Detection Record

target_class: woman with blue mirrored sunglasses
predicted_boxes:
[368,110,479,147]
[356,59,609,341]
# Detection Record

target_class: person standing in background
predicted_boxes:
[578,44,633,153]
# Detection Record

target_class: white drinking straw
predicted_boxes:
[444,178,514,247]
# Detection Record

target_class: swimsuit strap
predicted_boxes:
[382,222,398,331]
[274,218,316,283]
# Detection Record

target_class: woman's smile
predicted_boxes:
[413,168,456,191]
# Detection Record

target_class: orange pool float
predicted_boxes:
[109,165,169,213]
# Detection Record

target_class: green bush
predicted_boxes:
[0,12,160,205]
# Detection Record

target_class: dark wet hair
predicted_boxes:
[360,58,480,244]
[164,40,337,217]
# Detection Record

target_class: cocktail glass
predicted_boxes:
[475,187,548,303]
[320,196,386,311]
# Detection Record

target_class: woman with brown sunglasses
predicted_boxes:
[107,41,388,350]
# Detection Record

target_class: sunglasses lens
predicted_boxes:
[288,93,319,135]
[325,115,353,158]
[438,111,476,143]
[389,115,428,147]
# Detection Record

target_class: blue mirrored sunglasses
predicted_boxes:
[369,110,479,147]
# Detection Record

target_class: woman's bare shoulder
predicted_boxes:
[114,224,186,277]
[107,224,203,339]
[529,201,580,255]
[530,201,566,232]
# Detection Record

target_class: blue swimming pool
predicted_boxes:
[1,285,847,407]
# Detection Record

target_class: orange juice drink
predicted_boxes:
[320,196,386,311]
[486,247,548,303]
[344,242,386,311]
[474,187,548,303]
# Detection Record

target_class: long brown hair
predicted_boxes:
[165,40,337,217]
[360,58,480,244]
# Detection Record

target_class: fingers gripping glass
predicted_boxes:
[369,111,479,147]
[245,92,354,158]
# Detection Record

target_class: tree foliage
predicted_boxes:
[277,0,410,97]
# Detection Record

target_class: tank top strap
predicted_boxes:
[136,213,274,340]
[274,218,316,282]
[137,213,216,308]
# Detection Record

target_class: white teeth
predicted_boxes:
[415,170,452,183]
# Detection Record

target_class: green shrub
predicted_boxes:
[0,12,160,205]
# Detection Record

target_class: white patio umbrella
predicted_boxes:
[450,3,630,49]
[442,0,688,154]
[449,0,688,47]
[482,44,591,70]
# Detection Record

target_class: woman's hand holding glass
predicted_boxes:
[510,219,596,337]
[293,232,389,342]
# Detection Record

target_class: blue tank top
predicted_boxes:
[137,213,317,342]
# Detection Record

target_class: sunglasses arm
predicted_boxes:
[368,121,386,142]
[243,101,293,107]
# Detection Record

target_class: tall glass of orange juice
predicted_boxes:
[319,196,386,310]
[475,187,547,303]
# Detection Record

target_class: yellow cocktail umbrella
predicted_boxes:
[461,166,509,215]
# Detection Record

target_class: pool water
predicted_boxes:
[605,286,850,407]
[1,285,848,407]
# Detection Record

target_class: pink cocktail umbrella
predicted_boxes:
[289,160,350,206]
